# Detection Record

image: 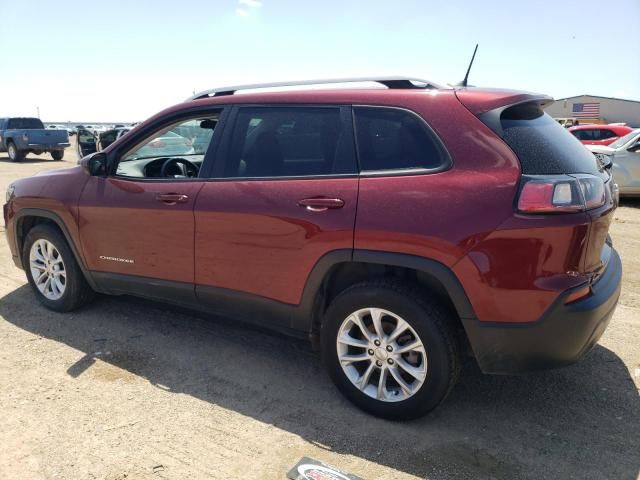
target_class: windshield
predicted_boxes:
[608,128,640,150]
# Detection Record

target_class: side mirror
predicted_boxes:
[81,152,107,176]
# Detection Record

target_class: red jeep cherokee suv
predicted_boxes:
[3,78,622,419]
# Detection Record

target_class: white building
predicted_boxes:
[544,95,640,127]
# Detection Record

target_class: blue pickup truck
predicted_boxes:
[0,117,69,161]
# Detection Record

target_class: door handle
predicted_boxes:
[297,197,345,212]
[156,193,189,204]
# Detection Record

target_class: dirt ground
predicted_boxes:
[1,142,639,480]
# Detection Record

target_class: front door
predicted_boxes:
[76,128,98,158]
[193,105,359,323]
[78,111,223,298]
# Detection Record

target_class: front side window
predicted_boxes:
[116,114,220,179]
[222,106,356,178]
[354,107,447,172]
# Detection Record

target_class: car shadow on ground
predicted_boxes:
[620,197,640,209]
[0,154,64,164]
[1,285,638,479]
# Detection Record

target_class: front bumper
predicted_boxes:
[462,248,622,374]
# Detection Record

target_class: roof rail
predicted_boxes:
[186,77,441,101]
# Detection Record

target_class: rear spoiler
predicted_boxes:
[455,88,554,137]
[455,88,553,116]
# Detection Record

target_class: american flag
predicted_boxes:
[572,102,600,118]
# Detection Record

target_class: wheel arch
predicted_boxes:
[14,209,98,290]
[300,250,477,344]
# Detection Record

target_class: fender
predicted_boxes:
[293,249,477,333]
[351,250,476,319]
[13,208,99,291]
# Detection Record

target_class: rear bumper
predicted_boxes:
[26,143,69,150]
[462,248,622,374]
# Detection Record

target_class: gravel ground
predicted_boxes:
[1,143,638,480]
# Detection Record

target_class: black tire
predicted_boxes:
[7,142,24,162]
[51,150,64,161]
[22,223,95,312]
[321,279,460,420]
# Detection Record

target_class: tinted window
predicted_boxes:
[496,103,600,175]
[571,129,593,140]
[598,129,617,140]
[354,107,447,171]
[7,118,45,129]
[223,107,355,178]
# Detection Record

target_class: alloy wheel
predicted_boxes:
[336,307,428,402]
[29,239,67,300]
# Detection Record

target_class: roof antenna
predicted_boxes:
[456,44,479,87]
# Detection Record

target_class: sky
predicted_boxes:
[1,0,639,122]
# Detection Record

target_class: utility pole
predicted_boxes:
[36,106,40,118]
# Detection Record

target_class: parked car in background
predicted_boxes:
[569,124,633,146]
[588,128,640,196]
[76,127,131,158]
[76,127,194,160]
[4,77,621,419]
[49,125,76,136]
[0,117,69,161]
[555,117,578,128]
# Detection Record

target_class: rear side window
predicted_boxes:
[492,103,600,175]
[354,107,448,172]
[571,129,593,141]
[598,129,617,140]
[7,118,45,129]
[223,106,356,178]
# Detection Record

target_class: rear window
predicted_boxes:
[490,103,600,175]
[7,118,45,129]
[354,107,448,172]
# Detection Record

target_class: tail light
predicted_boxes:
[517,174,606,214]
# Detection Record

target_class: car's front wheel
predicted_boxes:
[23,223,94,312]
[322,280,460,420]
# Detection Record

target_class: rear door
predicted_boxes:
[98,129,119,150]
[193,105,358,327]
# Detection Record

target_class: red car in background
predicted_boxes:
[569,124,633,146]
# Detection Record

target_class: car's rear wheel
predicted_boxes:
[7,142,24,162]
[321,279,460,420]
[51,150,64,161]
[23,223,94,312]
